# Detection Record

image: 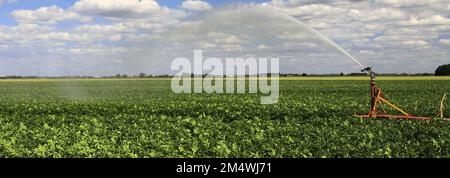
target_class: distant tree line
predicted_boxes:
[1,67,447,79]
[106,73,172,78]
[279,73,435,77]
[0,73,172,79]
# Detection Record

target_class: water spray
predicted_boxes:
[302,26,365,69]
[279,12,365,69]
[354,67,432,120]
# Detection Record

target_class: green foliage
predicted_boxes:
[436,64,450,76]
[0,79,449,158]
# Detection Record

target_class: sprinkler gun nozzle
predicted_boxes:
[361,67,373,73]
[361,67,376,79]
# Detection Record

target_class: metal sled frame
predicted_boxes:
[354,67,432,120]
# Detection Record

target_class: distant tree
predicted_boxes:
[350,73,366,76]
[435,64,450,76]
[115,74,121,78]
[340,72,344,76]
[302,73,308,76]
[121,74,128,78]
[139,73,146,78]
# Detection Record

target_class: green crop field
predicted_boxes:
[0,77,449,158]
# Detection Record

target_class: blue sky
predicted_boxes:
[0,0,449,76]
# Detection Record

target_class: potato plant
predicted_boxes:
[0,78,449,158]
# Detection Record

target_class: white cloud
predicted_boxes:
[349,8,407,22]
[200,42,217,49]
[12,5,90,25]
[400,40,428,46]
[0,23,127,46]
[309,22,328,29]
[72,0,186,19]
[375,0,440,7]
[108,35,122,42]
[68,46,129,55]
[75,23,134,33]
[208,32,243,44]
[269,4,345,17]
[440,39,450,45]
[400,15,450,26]
[180,0,212,11]
[359,50,375,55]
[362,24,385,31]
[33,32,89,42]
[258,44,270,50]
[220,44,242,52]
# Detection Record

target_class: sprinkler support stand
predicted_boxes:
[354,67,432,120]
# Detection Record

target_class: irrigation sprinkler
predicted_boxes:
[354,67,432,120]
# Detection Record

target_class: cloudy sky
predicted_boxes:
[0,0,449,76]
